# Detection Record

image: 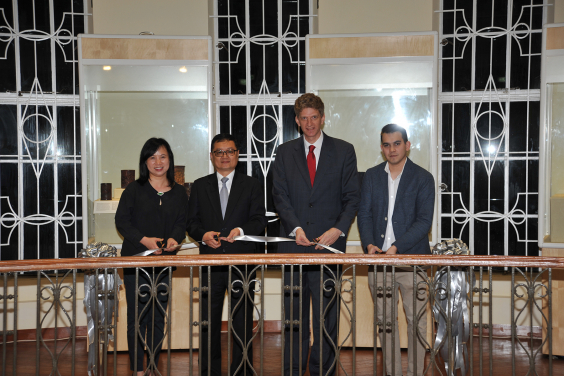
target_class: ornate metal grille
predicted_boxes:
[438,0,545,256]
[0,1,90,260]
[213,0,313,251]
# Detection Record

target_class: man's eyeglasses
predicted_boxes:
[212,149,238,157]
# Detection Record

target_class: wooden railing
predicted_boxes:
[1,254,564,272]
[1,254,562,376]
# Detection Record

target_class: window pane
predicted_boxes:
[250,104,278,158]
[250,43,279,94]
[220,106,248,154]
[249,0,277,37]
[475,36,507,90]
[0,105,17,155]
[58,162,80,215]
[282,105,299,143]
[23,163,54,217]
[476,0,508,31]
[56,106,80,156]
[18,0,50,33]
[474,102,505,154]
[219,44,247,95]
[0,42,16,92]
[217,0,246,39]
[20,39,52,92]
[21,105,54,160]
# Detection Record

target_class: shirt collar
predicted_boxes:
[216,169,235,183]
[384,158,407,180]
[303,131,324,150]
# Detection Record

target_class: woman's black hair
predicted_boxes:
[137,138,175,186]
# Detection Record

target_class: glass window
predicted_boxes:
[438,0,543,256]
[0,1,88,260]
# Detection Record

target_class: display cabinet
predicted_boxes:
[540,24,564,247]
[78,35,213,245]
[539,23,564,356]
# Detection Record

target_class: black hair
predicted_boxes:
[380,123,408,143]
[210,133,238,151]
[137,137,175,186]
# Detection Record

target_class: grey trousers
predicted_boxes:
[368,268,428,376]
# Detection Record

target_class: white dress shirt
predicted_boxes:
[303,131,324,168]
[382,160,407,251]
[216,170,235,194]
[211,170,243,238]
[290,132,343,239]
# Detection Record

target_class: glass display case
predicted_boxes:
[78,35,212,245]
[306,33,438,243]
[539,24,564,247]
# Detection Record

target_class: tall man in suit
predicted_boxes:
[357,123,435,376]
[187,133,266,376]
[272,93,360,376]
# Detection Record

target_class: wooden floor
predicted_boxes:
[1,333,562,375]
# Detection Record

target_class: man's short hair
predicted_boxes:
[211,133,238,151]
[380,123,408,143]
[294,93,324,117]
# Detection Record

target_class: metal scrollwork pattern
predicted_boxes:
[37,270,76,375]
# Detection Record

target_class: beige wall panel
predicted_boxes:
[82,38,208,61]
[309,35,434,59]
[556,0,564,23]
[542,247,564,356]
[93,0,208,36]
[318,0,433,34]
[547,27,564,50]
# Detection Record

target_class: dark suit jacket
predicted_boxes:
[186,171,266,254]
[272,133,360,253]
[357,158,435,255]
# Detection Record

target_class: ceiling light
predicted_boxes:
[179,66,187,73]
[103,66,111,71]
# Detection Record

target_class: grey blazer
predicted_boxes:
[357,158,435,255]
[272,133,360,253]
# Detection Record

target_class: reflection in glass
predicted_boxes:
[550,83,564,197]
[91,92,208,193]
[319,88,432,172]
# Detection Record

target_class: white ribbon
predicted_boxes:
[132,235,343,256]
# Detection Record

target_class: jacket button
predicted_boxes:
[381,234,385,238]
[309,203,313,208]
[385,217,387,221]
[306,222,310,225]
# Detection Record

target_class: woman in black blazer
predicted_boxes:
[115,138,188,376]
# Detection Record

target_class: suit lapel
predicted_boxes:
[205,174,223,222]
[224,171,244,220]
[311,134,335,197]
[291,136,313,190]
[378,164,389,211]
[395,158,412,202]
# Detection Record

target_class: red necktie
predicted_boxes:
[307,145,316,187]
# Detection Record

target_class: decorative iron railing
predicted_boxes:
[1,254,562,376]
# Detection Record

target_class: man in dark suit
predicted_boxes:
[272,93,360,376]
[357,123,435,376]
[187,133,266,376]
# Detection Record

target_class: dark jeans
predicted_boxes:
[200,265,256,376]
[124,267,172,372]
[283,265,340,376]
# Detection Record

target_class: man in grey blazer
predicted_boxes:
[273,93,360,376]
[357,123,435,376]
